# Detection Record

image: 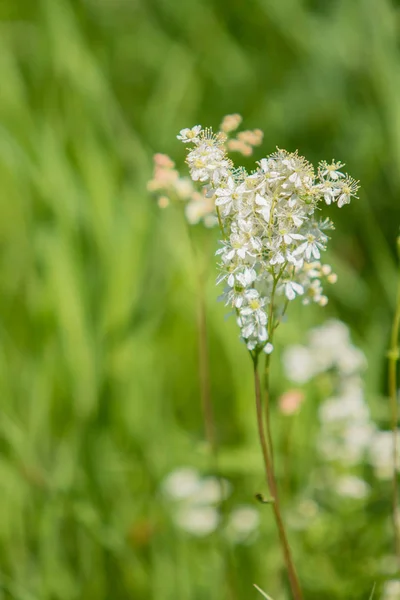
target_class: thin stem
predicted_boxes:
[252,355,303,600]
[282,416,295,500]
[186,225,217,456]
[264,350,274,463]
[263,263,291,466]
[191,230,238,600]
[216,206,226,240]
[197,273,216,454]
[263,276,279,462]
[389,260,400,569]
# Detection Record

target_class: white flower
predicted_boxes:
[278,230,305,245]
[185,195,215,225]
[319,391,369,424]
[270,249,286,265]
[369,430,400,480]
[255,193,271,221]
[383,580,400,600]
[215,177,238,215]
[283,345,316,383]
[335,475,369,499]
[294,235,324,260]
[318,181,337,205]
[239,293,268,343]
[235,268,257,288]
[162,468,202,500]
[175,505,219,536]
[319,160,345,180]
[336,176,359,208]
[194,477,232,505]
[285,281,304,301]
[177,125,202,143]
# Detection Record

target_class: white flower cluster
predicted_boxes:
[283,320,366,384]
[148,115,263,227]
[161,467,259,543]
[178,123,359,352]
[383,579,400,600]
[284,320,400,480]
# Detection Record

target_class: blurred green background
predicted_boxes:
[0,0,400,598]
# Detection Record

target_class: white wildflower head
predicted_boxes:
[161,467,232,538]
[284,320,372,467]
[383,580,400,600]
[150,116,359,354]
[177,120,359,354]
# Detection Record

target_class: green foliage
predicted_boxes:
[0,0,399,598]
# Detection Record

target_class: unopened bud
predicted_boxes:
[158,196,170,209]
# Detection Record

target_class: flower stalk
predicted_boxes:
[252,352,303,600]
[149,115,360,598]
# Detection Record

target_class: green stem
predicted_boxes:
[196,271,216,455]
[264,344,274,463]
[216,206,226,240]
[252,355,303,600]
[264,277,279,462]
[191,230,238,599]
[389,258,400,569]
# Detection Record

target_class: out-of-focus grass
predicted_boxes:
[0,0,399,599]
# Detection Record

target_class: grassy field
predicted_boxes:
[0,0,399,599]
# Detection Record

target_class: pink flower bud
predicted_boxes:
[278,390,305,416]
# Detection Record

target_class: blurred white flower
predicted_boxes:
[383,579,400,600]
[193,476,231,505]
[226,505,260,544]
[369,430,400,480]
[336,346,367,376]
[309,319,350,352]
[162,468,202,500]
[162,469,233,538]
[185,193,218,227]
[340,423,376,464]
[284,320,366,385]
[175,505,219,537]
[335,475,369,499]
[319,388,369,424]
[284,320,375,471]
[283,345,315,383]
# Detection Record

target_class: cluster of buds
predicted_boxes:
[219,113,263,156]
[147,115,263,226]
[147,153,217,226]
